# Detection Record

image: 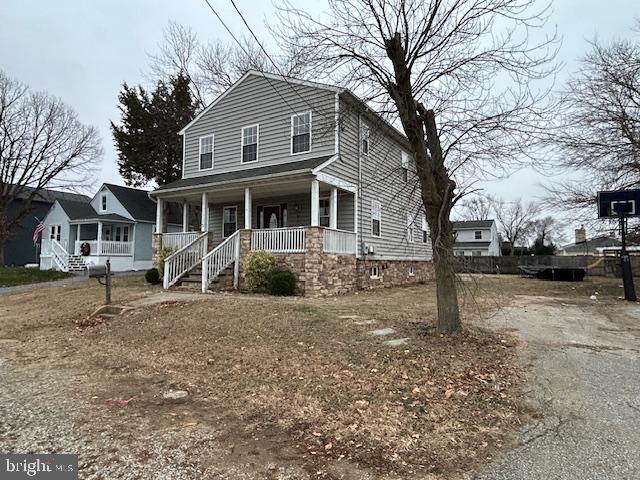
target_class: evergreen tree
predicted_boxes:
[112,74,196,186]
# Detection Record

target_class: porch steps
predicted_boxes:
[173,265,234,292]
[67,255,87,272]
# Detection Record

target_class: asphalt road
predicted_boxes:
[476,296,640,480]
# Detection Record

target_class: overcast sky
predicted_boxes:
[0,0,637,208]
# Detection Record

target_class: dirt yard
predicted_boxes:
[0,274,632,479]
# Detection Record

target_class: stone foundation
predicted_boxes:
[152,233,162,268]
[357,258,435,290]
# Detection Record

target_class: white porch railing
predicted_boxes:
[74,240,132,256]
[50,239,69,272]
[163,232,209,289]
[251,227,306,253]
[323,228,357,255]
[162,231,201,250]
[202,230,240,293]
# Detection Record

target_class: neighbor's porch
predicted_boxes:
[69,220,134,257]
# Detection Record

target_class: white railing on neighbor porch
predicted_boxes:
[202,230,239,293]
[162,231,201,250]
[50,239,69,272]
[74,240,132,256]
[251,227,306,253]
[323,228,357,255]
[163,232,209,289]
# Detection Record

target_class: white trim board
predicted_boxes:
[314,172,356,193]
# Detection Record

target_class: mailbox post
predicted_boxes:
[88,259,112,305]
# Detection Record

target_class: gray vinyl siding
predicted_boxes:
[336,106,432,260]
[134,222,154,261]
[90,186,133,220]
[183,74,336,178]
[336,191,355,231]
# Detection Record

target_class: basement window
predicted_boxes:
[370,266,379,279]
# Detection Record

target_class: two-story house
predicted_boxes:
[152,70,434,295]
[452,220,501,256]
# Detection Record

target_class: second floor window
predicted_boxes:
[242,125,258,163]
[422,217,429,243]
[200,135,213,170]
[371,200,382,237]
[362,126,369,155]
[475,230,482,240]
[401,151,409,183]
[100,194,107,211]
[291,112,311,154]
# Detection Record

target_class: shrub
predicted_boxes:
[156,246,176,276]
[242,250,277,291]
[267,269,297,296]
[145,268,161,285]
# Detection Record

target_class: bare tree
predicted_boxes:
[148,21,309,110]
[0,70,102,265]
[548,23,640,210]
[493,197,540,255]
[531,215,563,246]
[457,195,494,221]
[276,0,558,331]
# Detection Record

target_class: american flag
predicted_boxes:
[32,221,45,245]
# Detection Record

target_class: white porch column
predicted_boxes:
[182,202,189,232]
[97,221,103,256]
[330,187,338,230]
[75,224,81,254]
[244,187,252,229]
[311,179,320,227]
[201,192,209,232]
[155,197,164,234]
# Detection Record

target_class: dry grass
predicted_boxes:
[3,274,625,477]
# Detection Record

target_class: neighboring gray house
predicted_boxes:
[453,220,501,256]
[40,183,181,272]
[152,70,433,295]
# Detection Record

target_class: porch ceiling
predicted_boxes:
[158,176,340,204]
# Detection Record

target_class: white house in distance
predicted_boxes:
[40,183,181,272]
[452,220,501,256]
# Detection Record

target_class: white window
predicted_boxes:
[100,194,107,212]
[455,250,465,257]
[370,266,379,279]
[49,225,61,241]
[409,266,415,276]
[371,200,382,237]
[422,217,429,244]
[319,197,330,227]
[223,206,237,238]
[361,125,369,155]
[123,226,130,242]
[475,230,482,240]
[241,125,258,163]
[407,213,414,243]
[291,112,311,154]
[199,135,213,170]
[472,250,482,256]
[103,225,113,241]
[401,151,409,183]
[115,226,121,242]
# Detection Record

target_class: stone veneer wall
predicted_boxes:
[356,258,435,290]
[237,227,433,297]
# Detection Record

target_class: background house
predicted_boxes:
[3,186,89,267]
[453,220,501,256]
[557,226,625,256]
[40,183,181,272]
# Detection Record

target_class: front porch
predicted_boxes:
[154,176,359,293]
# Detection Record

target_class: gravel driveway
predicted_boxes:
[476,296,640,480]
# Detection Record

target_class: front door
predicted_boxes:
[262,206,281,229]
